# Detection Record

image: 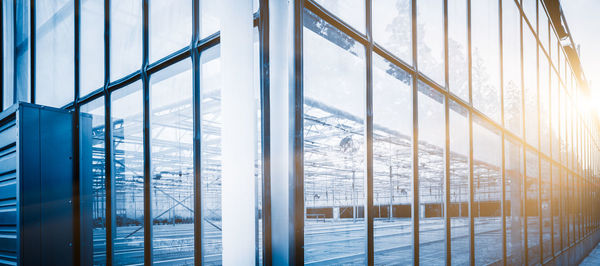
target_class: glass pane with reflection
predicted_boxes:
[417,81,445,264]
[505,137,524,265]
[473,116,502,265]
[372,54,413,265]
[80,97,106,265]
[111,81,144,265]
[417,0,444,85]
[526,150,540,265]
[303,9,366,264]
[150,60,194,264]
[450,100,469,265]
[373,0,412,65]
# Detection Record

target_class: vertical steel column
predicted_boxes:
[29,0,34,103]
[0,0,3,111]
[141,0,152,264]
[292,1,304,264]
[191,0,202,264]
[443,0,451,264]
[104,0,114,264]
[498,0,507,264]
[410,0,420,263]
[364,0,374,264]
[259,0,272,264]
[467,0,475,264]
[534,2,544,263]
[73,0,81,263]
[519,1,529,263]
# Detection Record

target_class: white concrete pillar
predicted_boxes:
[220,0,256,265]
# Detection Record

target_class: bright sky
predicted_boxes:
[561,0,600,118]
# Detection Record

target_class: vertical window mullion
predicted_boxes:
[104,0,114,264]
[192,0,202,264]
[141,0,152,264]
[365,0,374,265]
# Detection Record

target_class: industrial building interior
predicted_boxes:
[0,0,599,265]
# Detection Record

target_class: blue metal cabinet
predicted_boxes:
[0,103,74,266]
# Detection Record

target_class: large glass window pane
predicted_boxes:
[551,70,560,161]
[562,168,568,248]
[449,101,469,265]
[505,137,524,265]
[373,0,412,65]
[36,0,74,107]
[372,54,413,265]
[473,116,502,265]
[448,0,468,101]
[150,60,193,264]
[522,0,536,28]
[503,0,523,137]
[200,45,222,264]
[303,9,366,264]
[541,159,551,261]
[523,28,538,148]
[80,0,105,96]
[80,97,106,265]
[15,0,31,103]
[552,164,560,254]
[538,2,549,51]
[314,0,365,33]
[111,0,142,81]
[149,0,192,63]
[200,0,219,38]
[471,0,500,121]
[540,54,550,155]
[525,150,540,265]
[111,81,144,265]
[417,0,444,85]
[417,81,445,264]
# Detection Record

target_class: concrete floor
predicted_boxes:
[580,242,600,265]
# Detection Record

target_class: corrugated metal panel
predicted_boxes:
[0,115,17,265]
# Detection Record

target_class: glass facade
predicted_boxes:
[1,0,600,265]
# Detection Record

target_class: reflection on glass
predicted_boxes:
[80,98,106,266]
[552,164,561,254]
[303,9,366,264]
[200,45,223,264]
[200,0,219,38]
[315,0,365,33]
[111,81,144,265]
[505,137,524,265]
[522,0,536,27]
[149,0,192,62]
[526,150,540,265]
[111,0,142,81]
[36,0,74,107]
[81,0,105,96]
[151,60,194,264]
[551,70,560,161]
[450,100,469,265]
[471,0,500,121]
[417,0,444,85]
[562,168,568,248]
[373,0,412,65]
[524,28,538,148]
[473,116,502,265]
[541,159,551,261]
[15,0,31,103]
[417,81,445,264]
[503,0,523,137]
[538,3,549,51]
[540,55,550,155]
[372,54,413,265]
[448,0,468,101]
